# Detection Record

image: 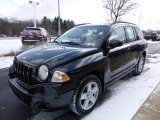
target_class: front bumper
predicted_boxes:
[8,77,74,109]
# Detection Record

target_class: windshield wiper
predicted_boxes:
[61,42,82,46]
[53,40,60,44]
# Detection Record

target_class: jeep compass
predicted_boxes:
[9,22,147,116]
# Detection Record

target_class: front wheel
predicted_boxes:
[133,55,145,75]
[70,75,102,116]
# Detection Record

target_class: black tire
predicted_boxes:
[44,37,47,42]
[21,40,27,46]
[133,55,145,75]
[70,75,102,116]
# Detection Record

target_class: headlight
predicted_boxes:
[51,71,70,83]
[38,65,49,81]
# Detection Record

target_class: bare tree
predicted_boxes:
[104,0,137,22]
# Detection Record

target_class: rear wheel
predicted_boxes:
[133,55,145,75]
[21,40,27,46]
[70,75,101,116]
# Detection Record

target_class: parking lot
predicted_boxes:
[0,38,160,120]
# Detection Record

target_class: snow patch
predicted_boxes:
[0,57,14,69]
[147,40,160,44]
[84,54,160,120]
[0,39,22,55]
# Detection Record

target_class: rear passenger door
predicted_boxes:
[134,27,147,58]
[124,26,139,66]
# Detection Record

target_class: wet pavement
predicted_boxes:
[132,83,160,120]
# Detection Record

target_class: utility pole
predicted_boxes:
[138,11,141,28]
[29,0,39,28]
[132,14,135,23]
[58,0,61,36]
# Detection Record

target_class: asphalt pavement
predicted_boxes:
[0,41,160,120]
[0,68,32,120]
[0,69,80,120]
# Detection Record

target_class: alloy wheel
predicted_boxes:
[80,82,99,110]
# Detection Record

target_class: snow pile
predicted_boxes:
[147,40,160,44]
[0,39,22,55]
[0,39,21,69]
[84,54,160,120]
[147,54,160,63]
[0,57,14,69]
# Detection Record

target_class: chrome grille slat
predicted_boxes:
[14,59,34,86]
[20,64,24,82]
[24,66,28,84]
[17,62,20,79]
[28,68,33,85]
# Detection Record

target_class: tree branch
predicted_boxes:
[104,0,137,22]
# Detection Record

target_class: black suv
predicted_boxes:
[21,27,51,45]
[9,22,147,116]
[144,32,158,41]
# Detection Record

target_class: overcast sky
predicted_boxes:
[0,0,160,30]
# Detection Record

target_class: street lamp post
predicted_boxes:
[58,0,61,36]
[138,11,141,28]
[29,0,39,28]
[132,14,136,23]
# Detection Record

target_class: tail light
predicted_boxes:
[37,34,44,37]
[21,33,27,37]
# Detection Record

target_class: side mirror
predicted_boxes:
[109,39,123,48]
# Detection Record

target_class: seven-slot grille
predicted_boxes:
[14,58,34,86]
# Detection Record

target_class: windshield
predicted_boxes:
[54,26,108,47]
[23,28,41,35]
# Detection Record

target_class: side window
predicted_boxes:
[109,27,126,43]
[125,27,136,42]
[135,28,142,40]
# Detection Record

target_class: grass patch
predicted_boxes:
[21,42,46,50]
[2,51,16,56]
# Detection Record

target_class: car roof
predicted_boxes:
[77,22,138,28]
[25,27,45,30]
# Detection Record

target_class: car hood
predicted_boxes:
[17,43,98,67]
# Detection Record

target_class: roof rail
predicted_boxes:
[75,23,91,26]
[26,27,43,29]
[112,21,137,26]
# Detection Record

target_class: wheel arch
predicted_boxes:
[142,51,146,63]
[142,51,146,57]
[77,70,105,93]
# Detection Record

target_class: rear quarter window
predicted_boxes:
[135,28,143,40]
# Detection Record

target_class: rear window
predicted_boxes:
[145,33,150,36]
[151,33,156,36]
[23,28,41,35]
[135,28,142,40]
